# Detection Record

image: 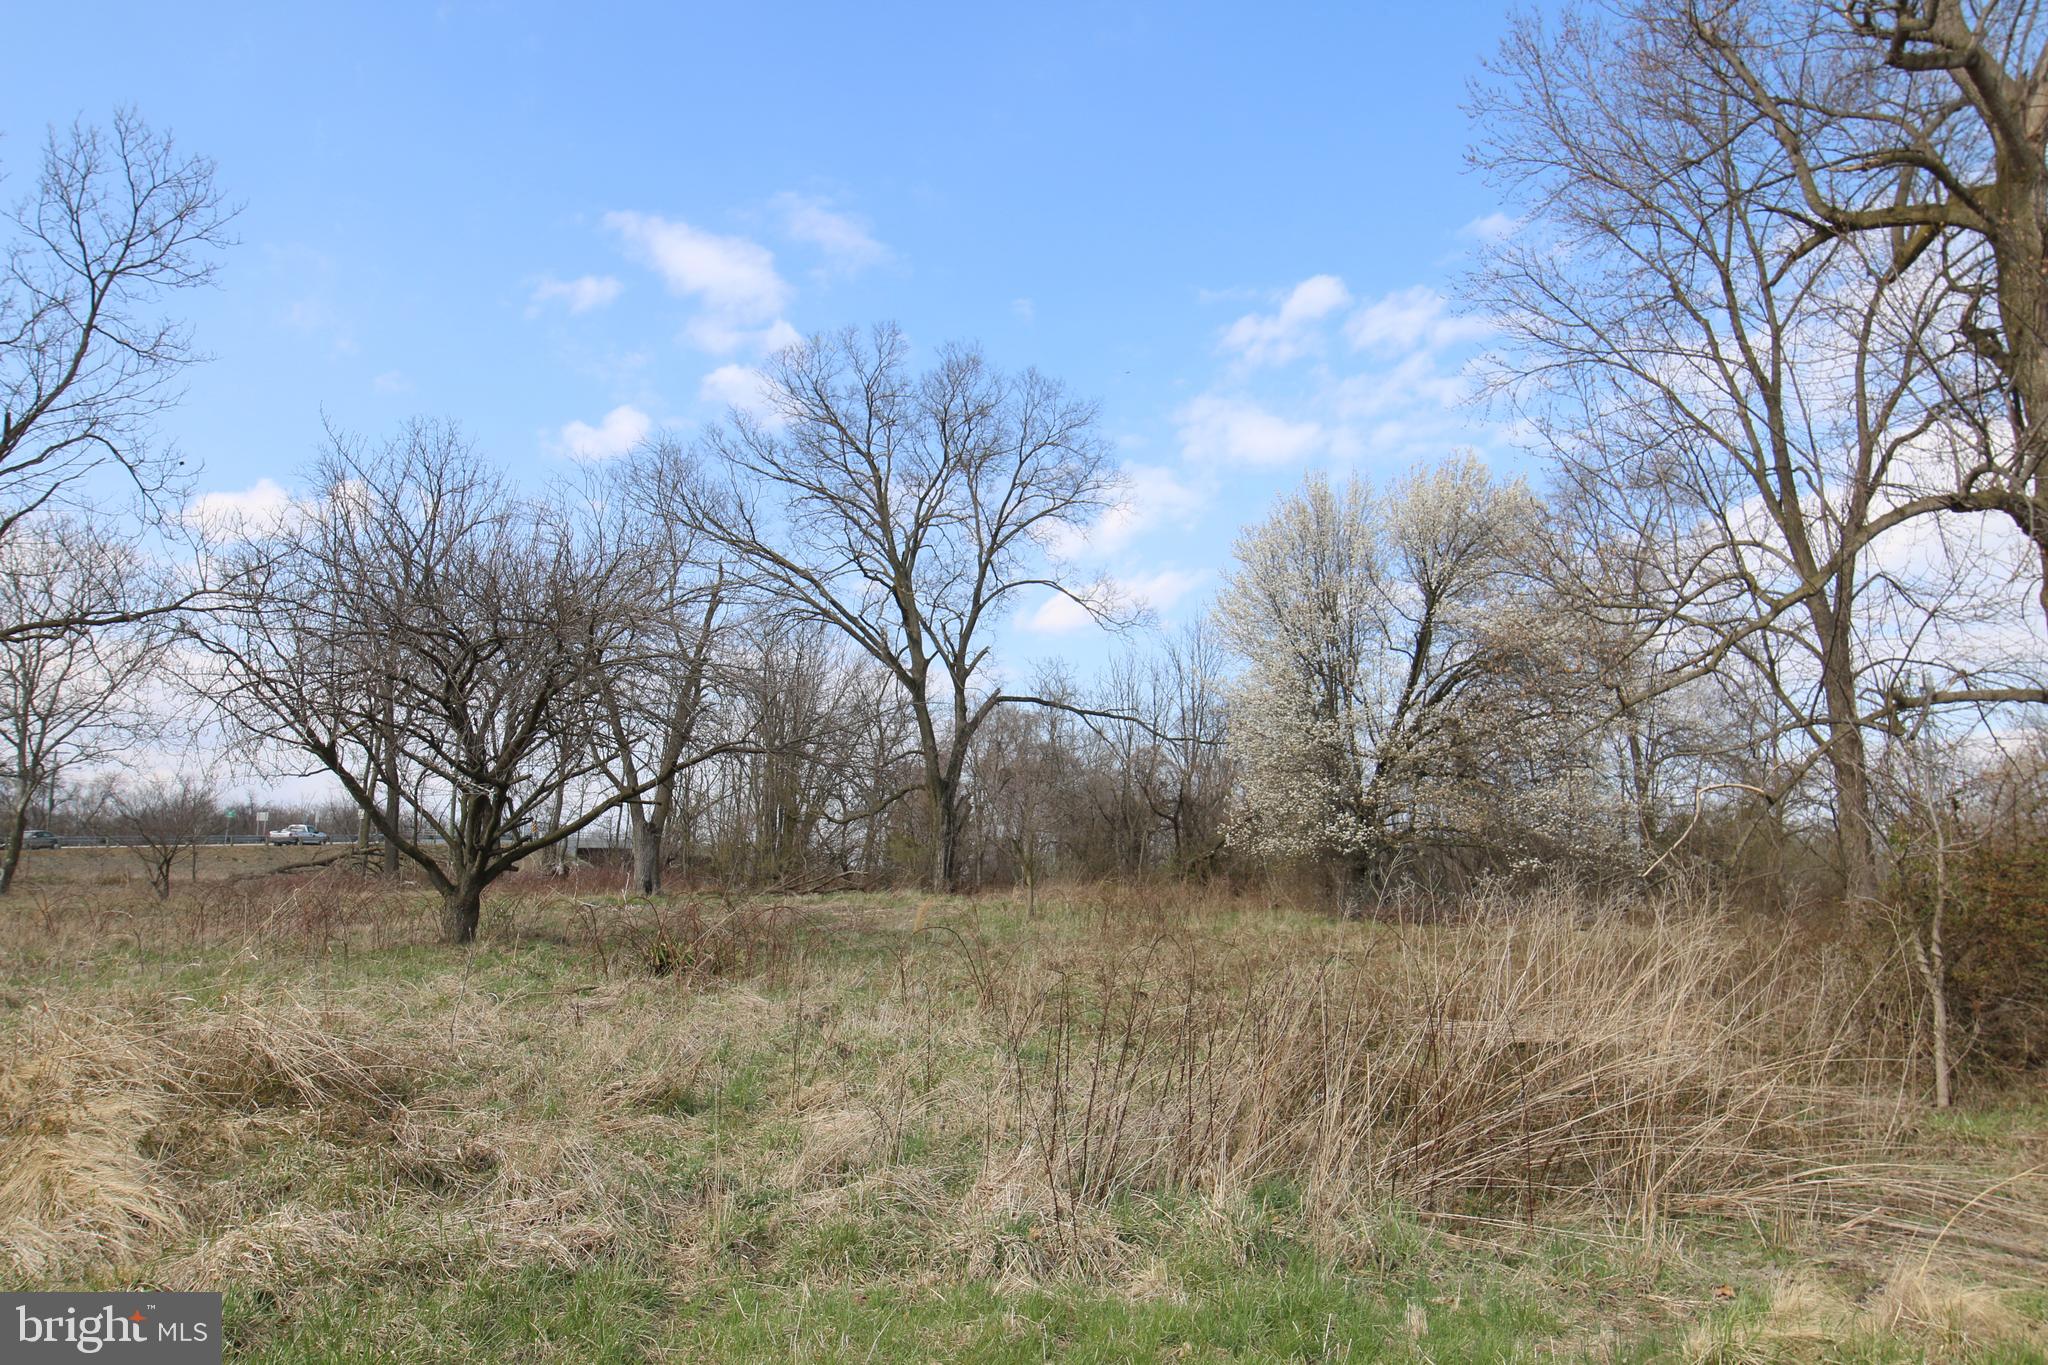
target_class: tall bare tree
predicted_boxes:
[650,324,1121,892]
[1,110,234,641]
[1468,5,2033,898]
[577,463,741,896]
[1135,624,1235,875]
[1678,0,2048,642]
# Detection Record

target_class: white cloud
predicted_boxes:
[1012,297,1036,324]
[1124,567,1208,613]
[1220,274,1352,367]
[1028,591,1097,634]
[1331,350,1472,421]
[1025,568,1209,634]
[1050,462,1209,559]
[686,316,801,356]
[1177,276,1505,478]
[557,404,653,461]
[1345,285,1492,354]
[1175,394,1325,467]
[371,369,411,393]
[770,192,889,274]
[186,478,296,534]
[1457,212,1519,241]
[529,273,624,314]
[604,210,792,352]
[699,363,779,420]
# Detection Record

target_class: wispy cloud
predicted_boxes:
[699,362,780,421]
[1219,274,1351,367]
[1175,394,1326,467]
[528,273,624,314]
[1026,568,1210,634]
[1049,462,1209,560]
[557,403,653,460]
[1172,272,1504,479]
[604,211,792,352]
[1457,211,1519,241]
[1345,284,1492,354]
[770,192,890,275]
[185,478,297,535]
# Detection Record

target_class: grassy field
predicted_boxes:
[2,867,2044,1362]
[8,841,371,889]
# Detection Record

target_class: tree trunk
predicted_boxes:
[1829,736,1879,905]
[1986,173,2048,632]
[1333,855,1374,921]
[380,694,401,880]
[0,789,29,895]
[1928,936,1953,1110]
[1818,613,1878,903]
[1916,821,1955,1110]
[928,776,959,894]
[1810,574,1877,904]
[355,765,373,860]
[545,782,569,877]
[443,879,483,944]
[628,807,663,897]
[0,831,23,896]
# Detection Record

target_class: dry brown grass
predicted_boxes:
[1874,1263,2035,1346]
[0,991,418,1282]
[0,1013,183,1279]
[1681,1267,2045,1362]
[947,893,2042,1270]
[0,874,2042,1357]
[156,994,417,1114]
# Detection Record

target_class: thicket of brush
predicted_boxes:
[921,886,2042,1272]
[2,875,2043,1357]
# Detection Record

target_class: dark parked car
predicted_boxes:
[22,829,58,850]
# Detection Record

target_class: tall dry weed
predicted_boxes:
[975,895,2045,1266]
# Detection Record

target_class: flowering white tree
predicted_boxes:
[1216,455,1571,902]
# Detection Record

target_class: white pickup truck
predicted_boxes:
[267,823,330,846]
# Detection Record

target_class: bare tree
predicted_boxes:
[1,110,234,641]
[969,697,1072,907]
[194,420,683,942]
[1136,624,1235,875]
[1677,0,2048,639]
[1468,5,2037,899]
[578,464,741,895]
[0,520,165,891]
[108,770,217,899]
[650,324,1121,892]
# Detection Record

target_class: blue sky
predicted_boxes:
[5,1,1526,675]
